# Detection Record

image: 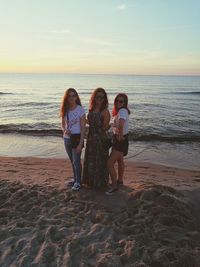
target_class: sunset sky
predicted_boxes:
[0,0,199,75]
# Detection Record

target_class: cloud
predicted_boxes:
[50,29,71,34]
[82,38,118,46]
[117,4,126,10]
[145,50,162,60]
[135,24,200,34]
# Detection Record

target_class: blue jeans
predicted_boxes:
[64,138,82,184]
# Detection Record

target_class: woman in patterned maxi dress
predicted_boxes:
[82,88,110,189]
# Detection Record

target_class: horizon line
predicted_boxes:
[0,71,200,77]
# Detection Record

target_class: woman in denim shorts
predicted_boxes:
[106,93,130,195]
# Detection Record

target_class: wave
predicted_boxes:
[16,102,53,107]
[0,92,13,95]
[0,124,62,137]
[170,91,200,95]
[1,124,200,142]
[128,132,200,142]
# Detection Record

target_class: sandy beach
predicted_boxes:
[0,156,200,266]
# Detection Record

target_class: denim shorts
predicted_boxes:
[112,134,129,156]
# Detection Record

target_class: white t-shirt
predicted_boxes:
[64,105,85,138]
[112,108,129,135]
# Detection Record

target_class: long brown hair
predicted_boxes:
[60,88,82,119]
[112,93,130,116]
[89,87,108,112]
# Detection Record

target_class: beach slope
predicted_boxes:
[0,157,200,267]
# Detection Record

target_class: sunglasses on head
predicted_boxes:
[95,95,105,100]
[116,99,124,104]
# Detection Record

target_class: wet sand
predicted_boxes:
[0,156,200,266]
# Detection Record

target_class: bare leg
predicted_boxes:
[107,149,123,189]
[117,154,124,182]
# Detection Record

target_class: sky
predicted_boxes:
[0,0,200,75]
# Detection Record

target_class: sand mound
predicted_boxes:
[0,180,200,267]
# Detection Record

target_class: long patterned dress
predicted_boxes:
[82,111,109,189]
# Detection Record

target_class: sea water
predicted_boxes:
[0,73,200,170]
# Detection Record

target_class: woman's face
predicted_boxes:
[95,92,105,105]
[68,91,77,104]
[115,97,124,109]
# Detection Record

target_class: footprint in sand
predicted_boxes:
[6,169,18,173]
[193,178,200,182]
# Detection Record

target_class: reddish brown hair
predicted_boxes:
[112,93,130,116]
[89,87,109,112]
[60,88,82,119]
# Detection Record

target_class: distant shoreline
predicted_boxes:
[0,72,200,77]
[0,134,199,171]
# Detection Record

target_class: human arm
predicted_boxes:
[85,114,89,125]
[76,114,86,153]
[61,117,65,133]
[102,109,111,131]
[116,109,128,141]
[61,117,71,136]
[117,118,125,141]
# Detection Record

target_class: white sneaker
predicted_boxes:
[105,188,118,196]
[72,182,81,191]
[65,180,75,187]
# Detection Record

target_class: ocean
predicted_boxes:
[0,73,200,170]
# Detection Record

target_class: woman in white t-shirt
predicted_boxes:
[60,88,86,191]
[106,93,130,195]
